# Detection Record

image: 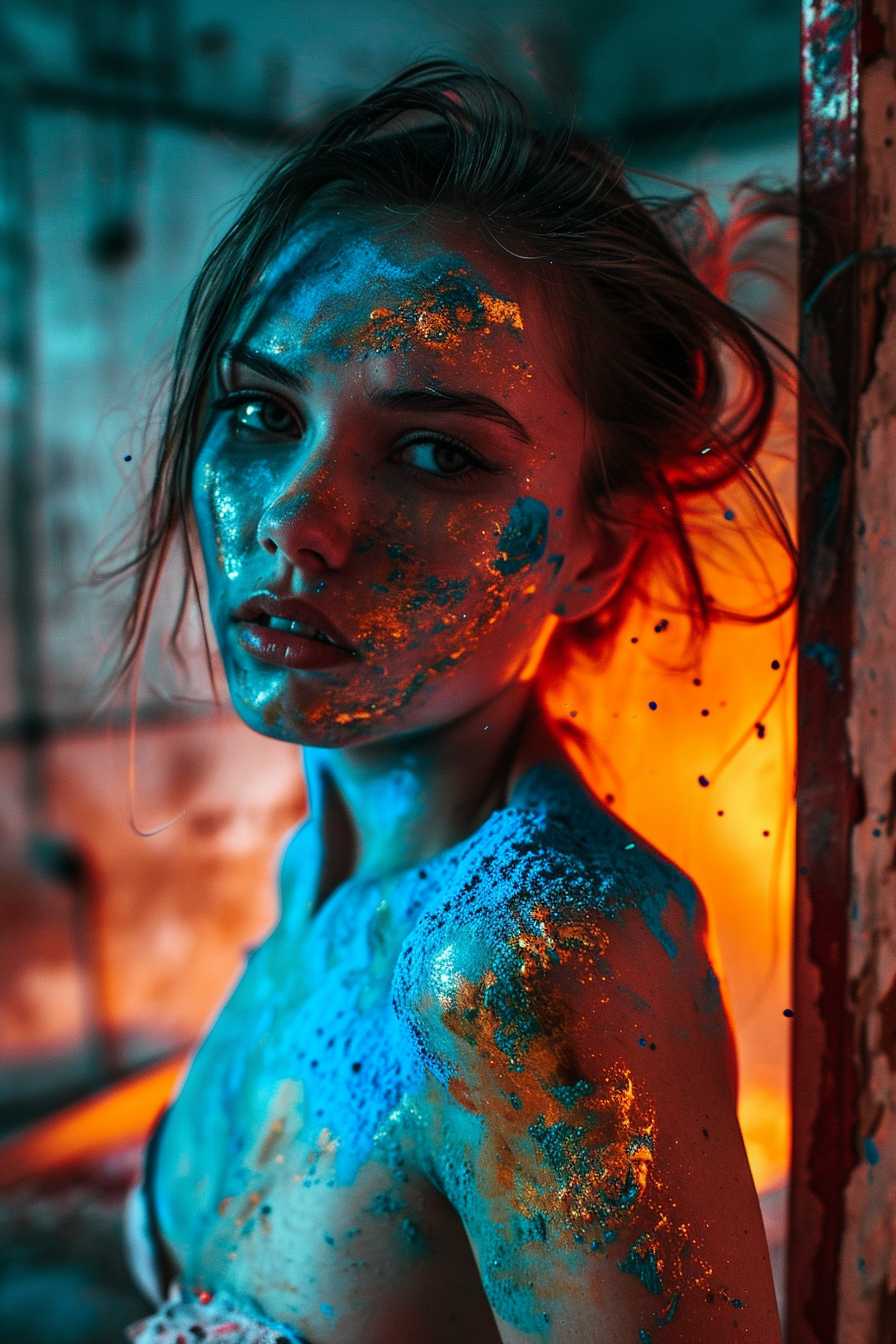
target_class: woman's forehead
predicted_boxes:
[235,214,528,367]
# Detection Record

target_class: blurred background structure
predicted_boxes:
[0,0,798,1338]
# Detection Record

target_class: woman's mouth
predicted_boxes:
[265,614,342,644]
[232,596,355,671]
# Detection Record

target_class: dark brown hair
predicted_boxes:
[112,59,795,687]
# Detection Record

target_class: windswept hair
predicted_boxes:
[111,58,795,688]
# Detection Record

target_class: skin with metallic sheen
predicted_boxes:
[148,210,782,1343]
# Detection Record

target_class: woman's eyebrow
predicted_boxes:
[219,342,310,393]
[369,387,531,442]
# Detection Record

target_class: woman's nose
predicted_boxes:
[257,454,357,571]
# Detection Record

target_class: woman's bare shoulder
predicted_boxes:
[390,768,762,1342]
[394,765,704,991]
[392,764,715,1082]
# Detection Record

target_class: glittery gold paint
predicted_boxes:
[386,766,747,1334]
[334,271,523,359]
[438,906,655,1252]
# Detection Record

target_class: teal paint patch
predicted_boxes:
[528,1116,647,1221]
[368,1190,405,1216]
[619,1235,665,1295]
[804,641,842,689]
[400,1217,428,1251]
[698,966,724,1034]
[399,668,430,706]
[701,966,722,1010]
[494,497,549,575]
[551,1079,596,1107]
[408,575,470,610]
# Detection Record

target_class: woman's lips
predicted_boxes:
[232,596,356,671]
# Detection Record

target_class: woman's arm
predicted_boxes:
[407,890,780,1343]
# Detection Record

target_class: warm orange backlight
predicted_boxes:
[548,430,795,1195]
[0,1052,187,1189]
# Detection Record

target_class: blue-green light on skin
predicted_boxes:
[190,213,601,751]
[140,205,748,1344]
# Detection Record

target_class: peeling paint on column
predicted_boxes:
[793,0,863,1339]
[839,32,896,1343]
[801,0,858,188]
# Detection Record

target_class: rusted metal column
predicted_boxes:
[792,2,896,1340]
[840,1,896,1335]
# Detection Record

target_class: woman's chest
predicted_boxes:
[154,872,440,1273]
[150,874,499,1338]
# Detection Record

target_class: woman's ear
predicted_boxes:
[554,505,643,625]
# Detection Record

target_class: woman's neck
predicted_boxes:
[303,680,564,896]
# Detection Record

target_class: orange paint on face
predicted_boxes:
[344,273,524,358]
[193,214,593,751]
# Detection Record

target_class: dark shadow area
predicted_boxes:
[0,1154,150,1343]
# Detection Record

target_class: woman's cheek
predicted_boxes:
[471,495,562,631]
[355,499,537,654]
[194,454,269,584]
[385,496,560,675]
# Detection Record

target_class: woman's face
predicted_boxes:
[193,210,609,747]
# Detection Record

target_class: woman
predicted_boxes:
[124,61,788,1343]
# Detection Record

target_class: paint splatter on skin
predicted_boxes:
[148,766,747,1339]
[494,498,550,576]
[156,212,768,1341]
[191,213,581,748]
[390,766,726,1332]
[350,270,523,357]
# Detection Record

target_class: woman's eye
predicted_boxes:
[399,438,476,476]
[232,398,299,438]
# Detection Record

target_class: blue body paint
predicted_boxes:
[654,1290,680,1324]
[494,497,549,575]
[151,191,755,1344]
[155,767,700,1337]
[619,1235,665,1295]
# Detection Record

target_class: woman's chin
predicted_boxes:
[225,685,392,750]
[222,655,508,750]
